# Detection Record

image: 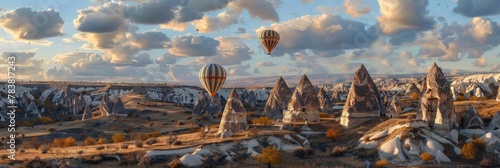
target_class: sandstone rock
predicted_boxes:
[283,75,320,123]
[99,93,113,117]
[417,63,457,131]
[386,96,402,119]
[218,89,248,134]
[318,87,332,112]
[340,64,383,128]
[264,77,292,118]
[406,83,420,97]
[112,98,127,117]
[462,105,484,129]
[82,105,92,120]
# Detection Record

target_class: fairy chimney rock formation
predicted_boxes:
[218,89,248,134]
[417,63,457,131]
[283,75,320,123]
[318,87,333,112]
[406,83,420,98]
[112,98,127,117]
[386,96,402,119]
[497,84,500,101]
[207,93,223,116]
[99,93,113,117]
[264,77,292,118]
[340,64,383,128]
[462,105,484,129]
[192,90,210,116]
[82,105,92,120]
[487,112,500,130]
[331,90,341,102]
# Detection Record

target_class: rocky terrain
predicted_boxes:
[0,68,499,168]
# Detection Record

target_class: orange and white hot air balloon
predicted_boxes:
[199,63,227,98]
[259,29,280,55]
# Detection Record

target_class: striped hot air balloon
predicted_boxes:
[199,63,227,97]
[259,29,280,55]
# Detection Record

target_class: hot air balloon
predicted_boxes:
[259,29,280,55]
[199,63,226,98]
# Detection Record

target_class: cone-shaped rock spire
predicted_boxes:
[112,98,127,116]
[264,77,292,118]
[283,75,320,123]
[340,64,383,128]
[462,105,484,129]
[82,105,92,120]
[99,93,113,117]
[318,87,333,112]
[218,89,248,134]
[417,63,457,131]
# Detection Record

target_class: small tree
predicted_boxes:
[255,146,282,168]
[471,138,486,153]
[319,112,330,118]
[98,138,107,144]
[411,92,419,100]
[151,131,160,138]
[64,137,76,147]
[85,137,97,146]
[326,127,340,140]
[420,152,434,164]
[375,159,389,168]
[54,138,65,148]
[461,143,477,161]
[252,116,271,125]
[113,133,126,143]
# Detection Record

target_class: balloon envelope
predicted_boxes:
[199,63,227,97]
[259,30,280,55]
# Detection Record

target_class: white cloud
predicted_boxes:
[193,11,240,33]
[169,34,220,56]
[474,57,488,67]
[492,63,500,72]
[343,0,372,18]
[256,14,378,57]
[0,7,65,40]
[0,51,44,80]
[453,0,500,17]
[229,0,280,22]
[377,0,435,35]
[256,62,276,67]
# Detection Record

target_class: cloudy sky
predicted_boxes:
[1,0,500,83]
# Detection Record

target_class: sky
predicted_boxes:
[0,0,500,84]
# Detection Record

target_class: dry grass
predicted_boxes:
[454,100,500,118]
